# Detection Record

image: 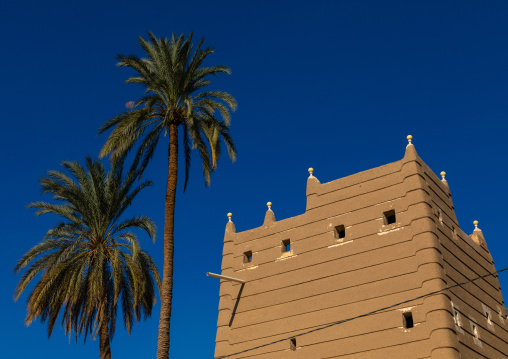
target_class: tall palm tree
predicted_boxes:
[98,32,237,359]
[14,156,161,359]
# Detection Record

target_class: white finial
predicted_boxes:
[473,220,478,229]
[267,202,272,210]
[227,213,233,222]
[407,135,413,145]
[440,171,446,180]
[308,168,314,177]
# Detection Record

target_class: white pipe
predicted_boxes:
[206,272,245,284]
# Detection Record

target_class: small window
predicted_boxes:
[454,309,462,327]
[334,225,346,239]
[486,311,492,326]
[437,208,443,224]
[243,251,252,263]
[384,210,396,225]
[403,312,414,329]
[282,239,291,253]
[290,337,296,351]
[472,324,479,339]
[452,226,457,240]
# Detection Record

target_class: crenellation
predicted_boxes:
[262,202,276,227]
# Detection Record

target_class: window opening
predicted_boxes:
[472,324,479,339]
[452,226,457,240]
[436,207,443,224]
[486,311,492,326]
[243,251,252,263]
[290,337,296,351]
[454,309,462,327]
[282,239,291,253]
[334,225,346,239]
[384,210,396,225]
[403,312,414,329]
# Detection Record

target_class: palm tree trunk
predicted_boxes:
[157,123,178,359]
[99,320,111,359]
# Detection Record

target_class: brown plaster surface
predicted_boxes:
[215,145,508,358]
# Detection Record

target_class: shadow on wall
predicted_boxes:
[229,283,245,327]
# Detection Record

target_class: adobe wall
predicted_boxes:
[419,159,508,358]
[214,141,508,358]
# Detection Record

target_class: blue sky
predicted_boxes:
[1,1,507,358]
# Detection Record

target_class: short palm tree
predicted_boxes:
[14,156,160,359]
[98,32,237,359]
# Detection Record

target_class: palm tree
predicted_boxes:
[14,156,161,359]
[98,32,237,359]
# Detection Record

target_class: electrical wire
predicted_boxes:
[218,266,508,358]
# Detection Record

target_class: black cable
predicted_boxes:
[218,266,508,358]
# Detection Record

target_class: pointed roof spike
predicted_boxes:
[225,212,236,235]
[306,166,320,199]
[404,134,418,159]
[440,171,449,188]
[307,167,320,182]
[470,220,484,245]
[263,202,276,226]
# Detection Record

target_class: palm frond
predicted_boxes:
[99,32,237,188]
[15,156,159,346]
